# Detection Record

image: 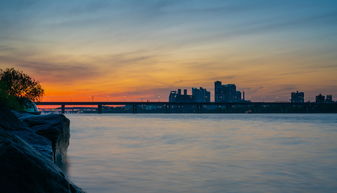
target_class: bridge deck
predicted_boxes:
[36,101,313,105]
[35,102,337,114]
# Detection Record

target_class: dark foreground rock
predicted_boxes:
[0,109,84,193]
[0,106,26,130]
[0,130,83,193]
[18,113,70,169]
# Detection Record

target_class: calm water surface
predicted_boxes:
[66,114,337,193]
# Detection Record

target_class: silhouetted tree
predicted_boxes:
[0,81,23,110]
[0,68,44,102]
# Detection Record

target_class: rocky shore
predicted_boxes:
[0,107,84,193]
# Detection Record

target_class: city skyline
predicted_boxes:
[1,0,337,102]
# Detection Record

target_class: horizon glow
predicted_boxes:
[1,0,337,102]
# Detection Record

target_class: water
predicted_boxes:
[66,114,337,193]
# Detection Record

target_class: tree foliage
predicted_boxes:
[0,68,44,102]
[0,82,23,110]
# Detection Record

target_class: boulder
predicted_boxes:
[0,106,26,130]
[0,129,84,193]
[0,108,53,159]
[9,129,53,161]
[0,108,84,192]
[19,114,70,168]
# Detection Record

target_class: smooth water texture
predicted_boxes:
[66,114,337,193]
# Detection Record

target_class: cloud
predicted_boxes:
[0,0,336,102]
[0,62,100,84]
[0,48,162,85]
[91,87,174,101]
[0,51,102,83]
[19,62,99,83]
[179,11,337,48]
[0,45,14,52]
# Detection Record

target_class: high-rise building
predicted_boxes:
[290,91,304,103]
[169,87,210,103]
[169,89,193,102]
[214,81,244,102]
[326,95,333,103]
[316,94,325,103]
[214,81,223,102]
[169,91,178,102]
[192,87,210,102]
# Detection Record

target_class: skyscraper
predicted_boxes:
[214,81,244,102]
[316,94,325,103]
[326,95,333,103]
[192,87,210,102]
[291,91,304,103]
[169,87,210,103]
[169,89,193,102]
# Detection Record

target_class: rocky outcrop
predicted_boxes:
[0,130,83,193]
[0,106,26,130]
[18,113,70,169]
[0,109,84,193]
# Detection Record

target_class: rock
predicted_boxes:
[0,108,84,192]
[8,129,54,160]
[0,106,26,130]
[0,129,84,193]
[0,108,53,160]
[19,114,70,168]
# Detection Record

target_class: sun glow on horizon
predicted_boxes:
[1,0,336,102]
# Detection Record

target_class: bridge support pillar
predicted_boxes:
[98,104,102,114]
[132,104,137,113]
[61,105,65,114]
[226,104,232,113]
[197,104,202,113]
[165,104,171,113]
[306,103,310,113]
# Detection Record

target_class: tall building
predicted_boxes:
[214,81,244,102]
[169,89,193,102]
[169,87,210,103]
[169,91,178,102]
[316,94,325,103]
[326,95,333,103]
[192,87,210,102]
[290,91,304,103]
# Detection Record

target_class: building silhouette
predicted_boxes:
[169,89,193,102]
[169,87,210,103]
[192,87,210,102]
[167,81,334,104]
[315,94,325,103]
[291,91,304,103]
[214,81,244,102]
[315,94,334,103]
[326,95,333,103]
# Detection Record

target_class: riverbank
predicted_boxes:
[0,107,84,193]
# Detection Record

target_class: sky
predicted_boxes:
[0,0,337,102]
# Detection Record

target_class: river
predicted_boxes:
[66,114,337,193]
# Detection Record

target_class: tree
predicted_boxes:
[0,82,23,110]
[0,68,44,102]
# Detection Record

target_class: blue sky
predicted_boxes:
[0,0,337,101]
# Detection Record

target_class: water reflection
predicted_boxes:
[67,114,337,193]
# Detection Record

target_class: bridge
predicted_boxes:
[35,102,337,113]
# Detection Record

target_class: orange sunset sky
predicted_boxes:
[1,0,336,102]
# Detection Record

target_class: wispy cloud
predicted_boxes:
[1,0,337,101]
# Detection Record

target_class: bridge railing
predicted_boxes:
[35,102,337,113]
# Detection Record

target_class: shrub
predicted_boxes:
[0,68,44,102]
[0,68,44,110]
